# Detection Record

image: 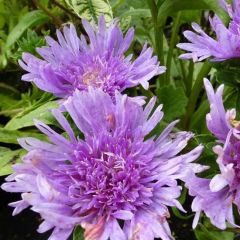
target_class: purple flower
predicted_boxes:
[204,78,233,141]
[183,79,240,229]
[177,0,240,62]
[184,172,235,230]
[2,88,202,240]
[19,17,165,98]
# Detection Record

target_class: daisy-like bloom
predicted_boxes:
[19,16,165,98]
[177,0,240,62]
[184,78,240,230]
[2,89,202,240]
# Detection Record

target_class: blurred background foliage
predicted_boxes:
[0,0,240,239]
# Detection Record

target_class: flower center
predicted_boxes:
[82,70,102,87]
[102,152,126,173]
[66,134,153,215]
[231,119,240,128]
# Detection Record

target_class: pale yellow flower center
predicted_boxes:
[82,70,102,87]
[231,119,240,128]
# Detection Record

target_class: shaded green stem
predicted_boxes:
[177,50,186,79]
[165,12,182,85]
[146,0,163,62]
[146,0,165,87]
[182,62,212,129]
[185,61,194,96]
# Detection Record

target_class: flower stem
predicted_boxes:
[177,49,186,78]
[165,12,182,85]
[146,0,163,62]
[185,61,194,96]
[146,0,165,87]
[182,62,211,129]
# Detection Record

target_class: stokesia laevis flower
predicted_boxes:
[2,88,202,240]
[18,16,165,99]
[177,0,240,62]
[183,78,240,230]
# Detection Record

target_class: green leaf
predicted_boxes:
[212,59,240,88]
[13,29,47,60]
[119,14,131,32]
[0,94,21,116]
[119,8,151,18]
[5,101,58,130]
[64,0,113,25]
[0,1,5,29]
[157,85,188,122]
[179,10,202,24]
[0,148,26,176]
[6,10,49,49]
[0,128,46,144]
[190,100,209,133]
[157,0,228,27]
[193,134,219,178]
[125,0,148,9]
[73,226,84,240]
[195,224,234,240]
[216,70,240,88]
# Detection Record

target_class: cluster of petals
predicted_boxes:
[19,16,165,99]
[184,78,240,229]
[177,0,240,62]
[2,88,203,240]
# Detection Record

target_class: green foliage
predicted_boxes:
[0,147,26,176]
[157,85,188,122]
[64,0,113,24]
[193,134,219,178]
[212,59,240,88]
[13,29,47,60]
[0,1,50,69]
[157,0,228,27]
[5,10,49,49]
[0,128,46,144]
[5,101,58,130]
[195,223,234,240]
[190,100,209,133]
[0,0,29,31]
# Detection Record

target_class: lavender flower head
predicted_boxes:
[177,0,240,62]
[19,16,165,98]
[2,88,202,240]
[184,79,240,230]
